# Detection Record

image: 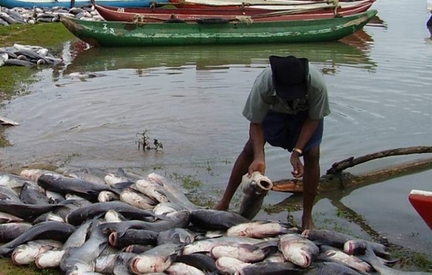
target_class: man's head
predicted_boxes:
[269,55,309,100]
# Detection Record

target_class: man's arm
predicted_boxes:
[291,117,320,178]
[248,122,266,175]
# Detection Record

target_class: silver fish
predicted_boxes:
[120,188,157,210]
[135,179,170,204]
[215,256,251,274]
[210,241,275,263]
[189,209,250,231]
[0,222,33,243]
[362,244,431,275]
[147,173,198,210]
[35,250,65,269]
[304,261,364,275]
[182,236,265,255]
[238,172,273,220]
[129,243,182,274]
[278,233,319,268]
[12,239,63,265]
[166,262,206,275]
[302,229,390,258]
[0,221,75,256]
[318,245,372,273]
[226,220,298,238]
[60,222,109,275]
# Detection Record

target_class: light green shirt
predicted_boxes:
[242,64,330,123]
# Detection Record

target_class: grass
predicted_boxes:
[0,23,75,99]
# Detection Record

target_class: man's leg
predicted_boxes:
[214,140,254,211]
[301,145,320,230]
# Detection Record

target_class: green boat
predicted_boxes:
[60,10,378,47]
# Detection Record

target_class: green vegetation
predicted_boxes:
[0,23,74,98]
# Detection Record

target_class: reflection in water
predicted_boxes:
[60,31,376,79]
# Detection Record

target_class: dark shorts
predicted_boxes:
[262,110,324,153]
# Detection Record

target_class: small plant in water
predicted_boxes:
[136,129,163,151]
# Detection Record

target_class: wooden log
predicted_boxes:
[272,156,432,194]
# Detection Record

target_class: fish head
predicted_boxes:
[130,255,167,274]
[35,250,65,269]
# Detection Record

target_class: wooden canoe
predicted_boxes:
[94,1,374,22]
[0,0,170,8]
[168,0,372,8]
[60,10,378,47]
[409,189,432,231]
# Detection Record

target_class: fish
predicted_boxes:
[134,179,170,204]
[239,261,301,275]
[0,222,33,243]
[11,239,63,265]
[344,239,390,258]
[19,181,50,205]
[119,188,158,210]
[101,210,190,234]
[60,222,109,275]
[226,220,298,238]
[35,250,66,269]
[0,221,76,256]
[210,241,277,263]
[302,229,390,258]
[94,252,135,275]
[278,233,319,268]
[157,228,199,245]
[0,200,73,221]
[98,191,119,203]
[66,201,161,226]
[318,245,372,273]
[175,253,219,274]
[129,243,182,274]
[147,173,198,210]
[0,212,24,224]
[153,202,187,216]
[189,209,250,231]
[304,261,365,275]
[361,244,431,275]
[37,173,120,201]
[238,172,273,220]
[182,236,266,255]
[215,256,251,274]
[166,262,206,275]
[0,172,30,190]
[108,228,158,248]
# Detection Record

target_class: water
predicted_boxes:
[1,0,432,259]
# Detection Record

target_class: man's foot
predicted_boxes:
[302,215,315,230]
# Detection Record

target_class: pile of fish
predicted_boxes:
[0,43,62,67]
[0,167,429,275]
[0,5,103,25]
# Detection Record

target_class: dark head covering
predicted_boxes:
[269,55,309,100]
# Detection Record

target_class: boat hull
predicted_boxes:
[409,189,432,231]
[60,10,378,47]
[0,0,170,8]
[94,1,374,22]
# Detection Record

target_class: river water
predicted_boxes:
[1,0,432,262]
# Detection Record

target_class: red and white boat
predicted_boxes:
[409,189,432,231]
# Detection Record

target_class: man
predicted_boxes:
[214,55,330,230]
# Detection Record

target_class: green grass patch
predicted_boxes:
[0,23,75,98]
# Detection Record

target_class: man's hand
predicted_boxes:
[248,159,266,175]
[290,153,304,178]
